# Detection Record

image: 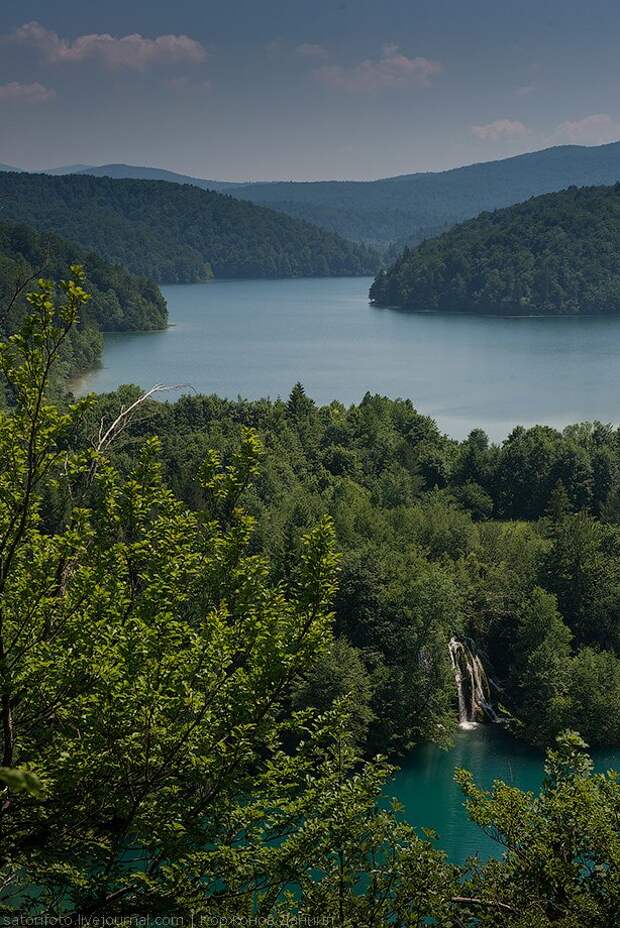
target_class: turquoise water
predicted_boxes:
[74,277,620,441]
[391,726,620,864]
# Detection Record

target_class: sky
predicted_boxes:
[0,0,619,181]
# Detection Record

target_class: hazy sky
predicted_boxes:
[1,0,619,180]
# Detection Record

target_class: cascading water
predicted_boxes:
[448,637,497,729]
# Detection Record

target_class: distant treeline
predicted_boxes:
[371,183,620,315]
[0,172,380,282]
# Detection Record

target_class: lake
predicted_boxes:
[390,725,620,864]
[73,276,620,441]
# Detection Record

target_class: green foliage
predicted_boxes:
[509,588,573,744]
[0,269,461,921]
[0,172,379,282]
[0,220,167,332]
[542,512,620,651]
[0,767,44,798]
[566,648,620,744]
[291,637,375,748]
[372,183,620,315]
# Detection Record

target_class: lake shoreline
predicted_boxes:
[73,276,620,443]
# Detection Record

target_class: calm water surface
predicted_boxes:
[74,276,620,441]
[391,726,620,864]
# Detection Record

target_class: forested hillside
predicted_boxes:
[0,171,379,282]
[230,141,620,245]
[371,183,620,315]
[0,220,166,381]
[6,140,612,248]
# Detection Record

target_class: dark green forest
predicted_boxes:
[0,220,166,380]
[371,183,620,315]
[1,271,620,924]
[0,171,380,282]
[74,384,620,754]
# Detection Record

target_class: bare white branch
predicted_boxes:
[94,383,193,454]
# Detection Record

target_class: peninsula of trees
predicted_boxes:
[371,183,620,315]
[0,171,379,282]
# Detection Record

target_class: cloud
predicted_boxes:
[471,119,530,141]
[295,43,327,60]
[553,113,620,145]
[8,21,207,70]
[0,81,55,103]
[515,85,535,97]
[165,75,212,94]
[469,113,620,150]
[314,44,441,93]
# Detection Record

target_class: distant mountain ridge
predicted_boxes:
[0,171,378,282]
[43,164,94,175]
[26,141,620,246]
[63,163,241,193]
[1,162,243,191]
[370,182,620,316]
[5,140,620,247]
[229,141,620,245]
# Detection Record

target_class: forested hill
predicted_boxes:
[0,171,379,282]
[0,220,167,378]
[370,183,620,316]
[229,141,620,246]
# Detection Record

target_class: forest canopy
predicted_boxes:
[371,183,620,315]
[0,171,380,282]
[75,383,620,756]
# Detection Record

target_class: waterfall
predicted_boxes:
[448,637,497,729]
